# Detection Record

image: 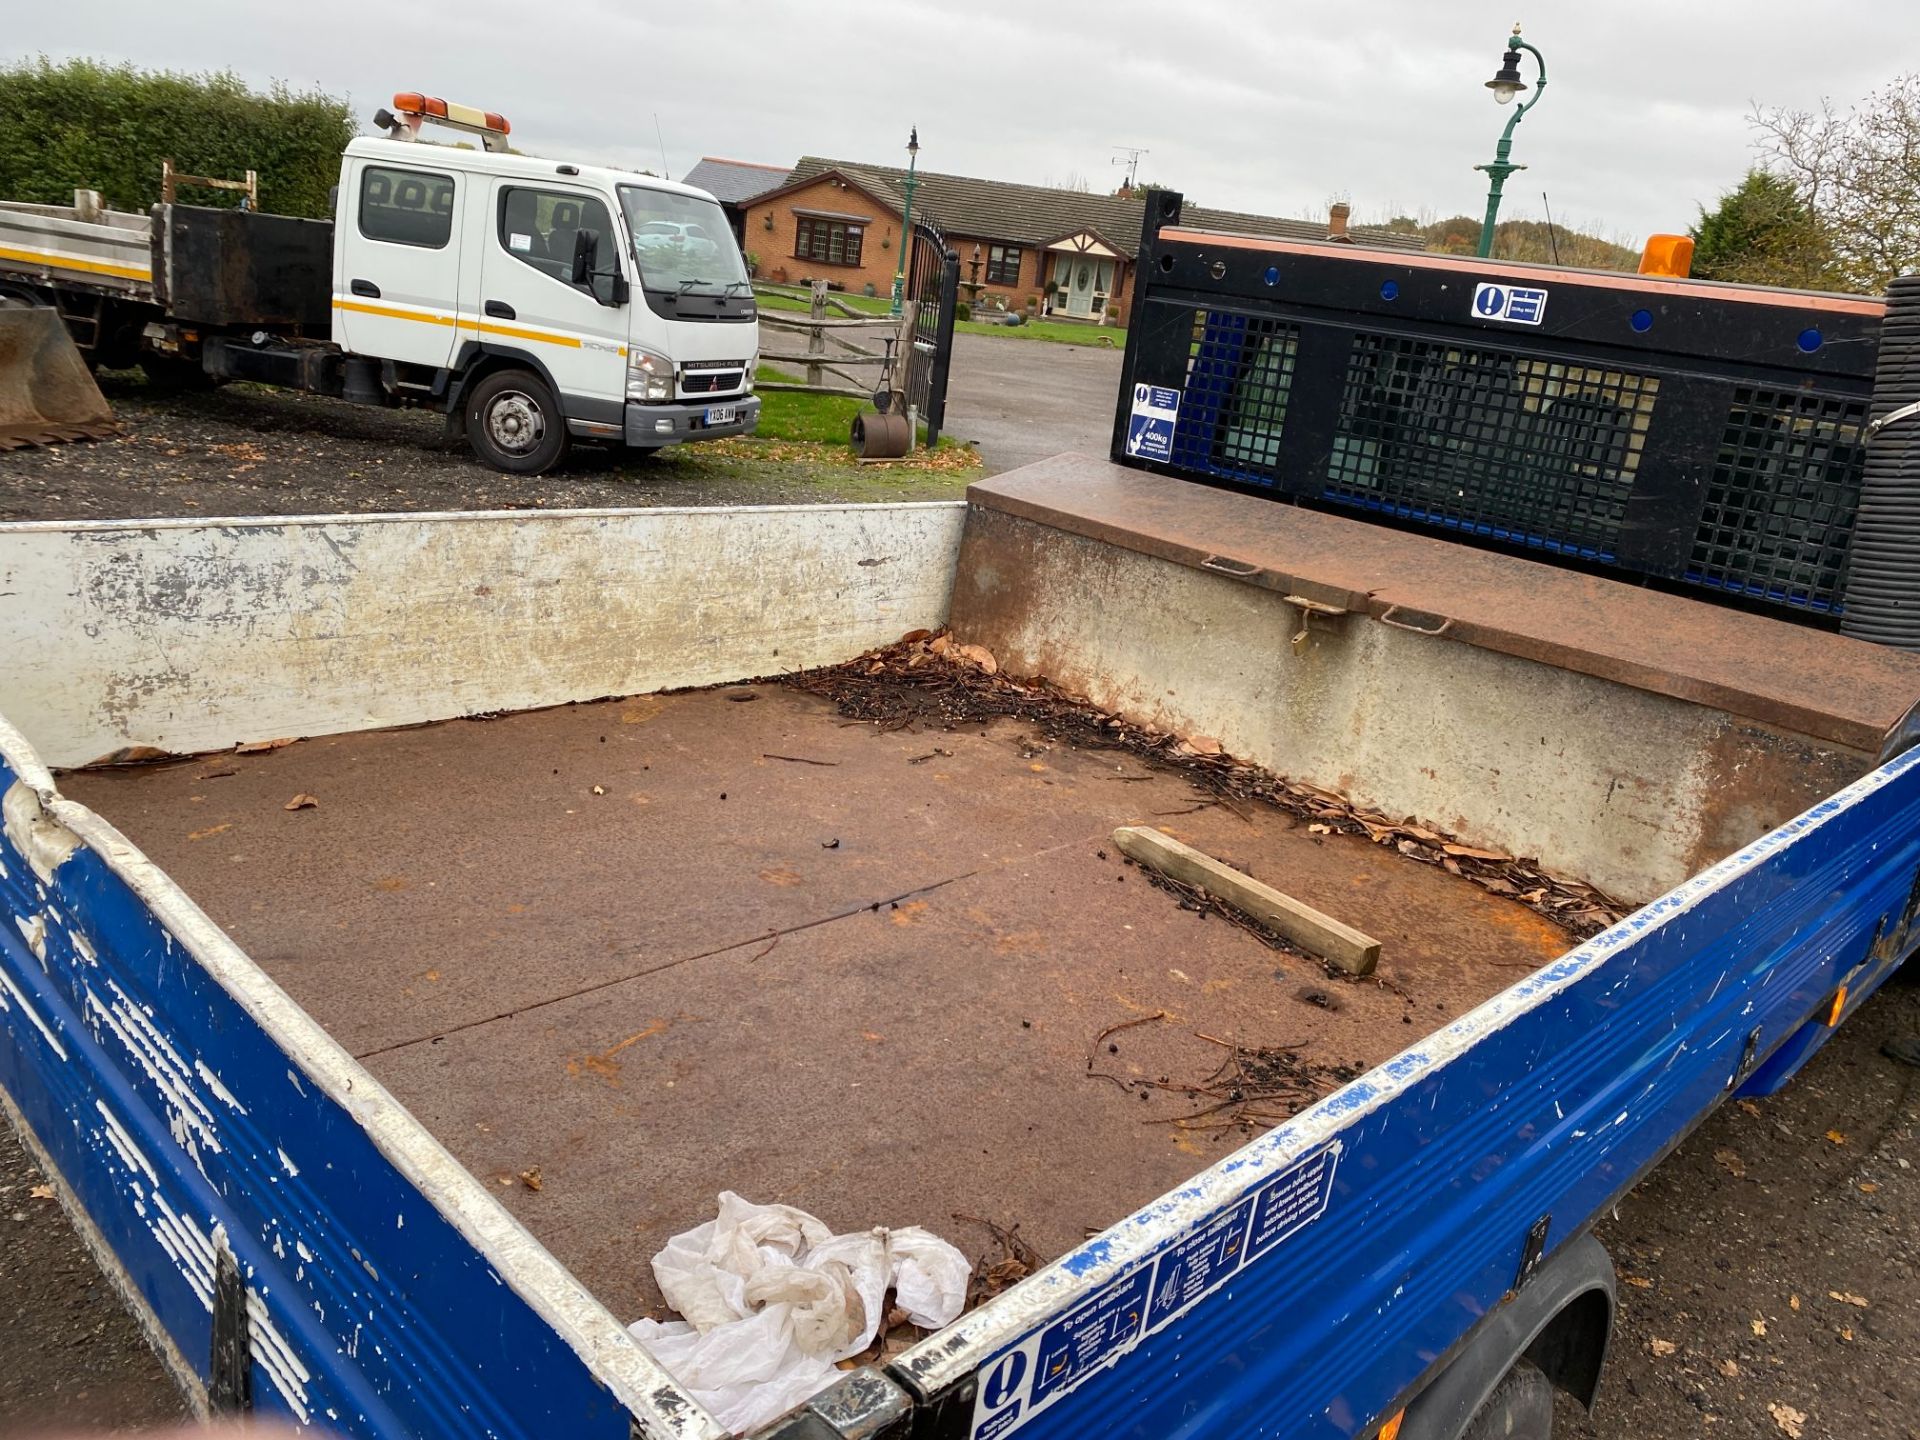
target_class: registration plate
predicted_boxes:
[704,404,737,426]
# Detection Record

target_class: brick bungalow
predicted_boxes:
[682,157,790,246]
[740,157,1423,321]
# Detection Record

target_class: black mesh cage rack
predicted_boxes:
[1109,191,1889,625]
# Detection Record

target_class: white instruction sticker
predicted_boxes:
[1125,383,1180,462]
[1471,281,1548,325]
[969,1142,1341,1439]
[509,232,533,253]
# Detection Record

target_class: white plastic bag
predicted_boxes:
[630,1192,972,1435]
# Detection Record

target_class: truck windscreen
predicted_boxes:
[618,187,749,296]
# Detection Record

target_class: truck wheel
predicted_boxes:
[1459,1359,1553,1440]
[466,369,569,475]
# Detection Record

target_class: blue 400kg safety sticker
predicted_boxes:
[969,1143,1341,1440]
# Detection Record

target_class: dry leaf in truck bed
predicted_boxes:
[1827,1290,1869,1307]
[952,643,998,674]
[519,1167,543,1192]
[1768,1402,1806,1438]
[29,1184,53,1200]
[1751,1317,1767,1336]
[284,793,318,811]
[1719,1359,1740,1377]
[1441,842,1513,862]
[1712,1148,1747,1178]
[236,737,296,754]
[1648,1337,1677,1356]
[1824,1129,1847,1145]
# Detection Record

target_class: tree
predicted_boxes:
[1749,74,1920,292]
[0,57,356,219]
[1690,170,1839,288]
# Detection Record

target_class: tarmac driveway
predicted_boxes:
[941,329,1125,474]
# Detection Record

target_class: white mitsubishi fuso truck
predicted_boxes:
[0,92,761,473]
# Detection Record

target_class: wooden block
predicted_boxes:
[1111,825,1382,975]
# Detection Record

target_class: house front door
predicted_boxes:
[1056,255,1115,317]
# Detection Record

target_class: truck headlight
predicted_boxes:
[745,352,758,393]
[627,347,673,402]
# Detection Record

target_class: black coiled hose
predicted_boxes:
[1841,272,1920,647]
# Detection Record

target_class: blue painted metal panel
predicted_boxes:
[0,750,662,1438]
[942,745,1920,1440]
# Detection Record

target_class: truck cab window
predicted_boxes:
[359,165,456,248]
[618,186,750,297]
[499,187,617,299]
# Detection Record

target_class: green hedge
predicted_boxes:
[0,58,357,219]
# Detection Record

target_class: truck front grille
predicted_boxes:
[680,363,748,396]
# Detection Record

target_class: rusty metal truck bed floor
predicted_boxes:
[61,685,1570,1320]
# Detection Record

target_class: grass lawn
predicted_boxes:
[953,315,1125,346]
[589,368,981,503]
[753,286,1124,346]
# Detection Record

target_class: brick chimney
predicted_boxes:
[1327,202,1353,243]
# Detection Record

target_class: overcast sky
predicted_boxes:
[15,1,1920,242]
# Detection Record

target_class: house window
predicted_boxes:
[986,244,1023,286]
[795,217,864,267]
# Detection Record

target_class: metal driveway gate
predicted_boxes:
[905,219,959,444]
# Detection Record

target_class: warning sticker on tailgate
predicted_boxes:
[969,1143,1340,1439]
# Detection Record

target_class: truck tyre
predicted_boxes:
[1458,1359,1553,1440]
[466,368,569,475]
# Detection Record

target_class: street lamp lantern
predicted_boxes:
[1472,25,1547,258]
[889,126,922,316]
[1485,46,1528,104]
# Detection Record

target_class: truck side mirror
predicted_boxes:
[570,229,596,286]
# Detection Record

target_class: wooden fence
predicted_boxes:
[754,281,916,400]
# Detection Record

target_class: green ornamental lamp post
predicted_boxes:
[1474,26,1547,259]
[888,126,921,317]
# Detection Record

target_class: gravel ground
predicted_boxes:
[0,1122,187,1433]
[0,373,971,522]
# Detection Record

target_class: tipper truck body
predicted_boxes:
[3,195,1920,1440]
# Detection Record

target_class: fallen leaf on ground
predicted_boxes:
[1624,1275,1653,1289]
[1713,1147,1747,1178]
[29,1184,53,1200]
[1827,1290,1868,1307]
[1839,1326,1854,1341]
[1308,822,1332,835]
[1768,1402,1806,1438]
[518,1167,543,1192]
[1648,1338,1677,1356]
[1737,1099,1762,1117]
[187,823,231,841]
[1858,1181,1879,1193]
[1825,1129,1847,1145]
[284,793,318,811]
[591,785,606,795]
[1185,734,1223,756]
[1752,1318,1768,1336]
[1789,1294,1800,1311]
[236,737,296,754]
[952,643,998,674]
[1718,1359,1740,1378]
[1441,842,1513,861]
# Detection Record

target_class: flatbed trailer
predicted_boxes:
[3,462,1920,1439]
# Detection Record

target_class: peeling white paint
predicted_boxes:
[275,1146,300,1178]
[70,929,97,965]
[13,910,46,964]
[0,965,67,1059]
[192,1059,247,1114]
[3,779,81,881]
[82,978,222,1164]
[0,504,964,768]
